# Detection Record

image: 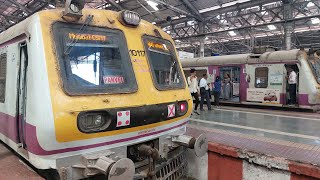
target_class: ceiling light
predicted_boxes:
[311,18,320,24]
[307,2,315,7]
[267,25,277,30]
[228,31,236,36]
[49,4,56,8]
[147,1,159,11]
[152,22,156,24]
[187,21,195,25]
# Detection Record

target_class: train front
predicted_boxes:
[34,3,207,180]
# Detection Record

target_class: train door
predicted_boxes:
[284,64,299,106]
[219,66,240,102]
[17,42,28,149]
[246,64,284,105]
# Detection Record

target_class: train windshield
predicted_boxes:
[53,23,137,95]
[310,60,320,83]
[143,36,185,90]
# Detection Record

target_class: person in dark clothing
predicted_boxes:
[287,67,297,105]
[199,74,212,111]
[213,76,222,107]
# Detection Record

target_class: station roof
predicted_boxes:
[0,0,319,55]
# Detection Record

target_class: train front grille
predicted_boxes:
[135,148,188,180]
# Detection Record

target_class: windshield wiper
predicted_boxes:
[64,15,94,55]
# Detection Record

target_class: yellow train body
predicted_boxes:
[39,9,192,142]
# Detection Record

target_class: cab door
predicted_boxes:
[17,42,28,149]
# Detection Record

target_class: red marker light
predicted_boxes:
[180,103,186,112]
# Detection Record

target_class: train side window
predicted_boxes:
[0,53,7,103]
[255,67,268,88]
[142,35,185,90]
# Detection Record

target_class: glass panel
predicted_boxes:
[143,36,185,90]
[255,67,268,88]
[0,53,6,103]
[53,23,137,95]
[309,59,320,83]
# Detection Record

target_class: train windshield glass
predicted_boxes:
[310,60,320,83]
[143,36,185,90]
[53,23,137,95]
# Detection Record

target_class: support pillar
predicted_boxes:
[199,22,205,57]
[283,1,293,50]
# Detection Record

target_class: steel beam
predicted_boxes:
[174,14,320,40]
[180,0,203,21]
[136,0,162,21]
[149,0,197,19]
[7,0,32,14]
[159,0,280,27]
[106,0,124,11]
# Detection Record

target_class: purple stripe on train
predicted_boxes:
[0,112,19,143]
[280,93,310,105]
[0,111,188,155]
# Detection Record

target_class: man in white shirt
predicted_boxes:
[288,67,297,105]
[199,74,212,111]
[187,69,200,114]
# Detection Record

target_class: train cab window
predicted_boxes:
[0,53,6,103]
[53,23,137,95]
[143,36,185,90]
[308,57,320,84]
[255,67,268,88]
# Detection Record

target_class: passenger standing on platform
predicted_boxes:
[187,69,200,115]
[287,67,297,105]
[213,76,222,108]
[200,74,212,111]
[223,74,231,100]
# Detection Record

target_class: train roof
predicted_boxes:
[180,49,307,67]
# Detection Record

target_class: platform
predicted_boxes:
[0,142,43,180]
[190,106,320,145]
[186,106,320,180]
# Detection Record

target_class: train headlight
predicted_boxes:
[63,0,85,18]
[78,112,111,133]
[94,115,103,125]
[119,10,141,27]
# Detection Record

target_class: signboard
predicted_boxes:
[178,51,194,59]
[207,74,215,84]
[147,41,169,52]
[270,73,283,86]
[167,104,175,118]
[247,88,280,104]
[117,110,130,127]
[68,33,107,41]
[103,76,125,84]
[233,83,240,96]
